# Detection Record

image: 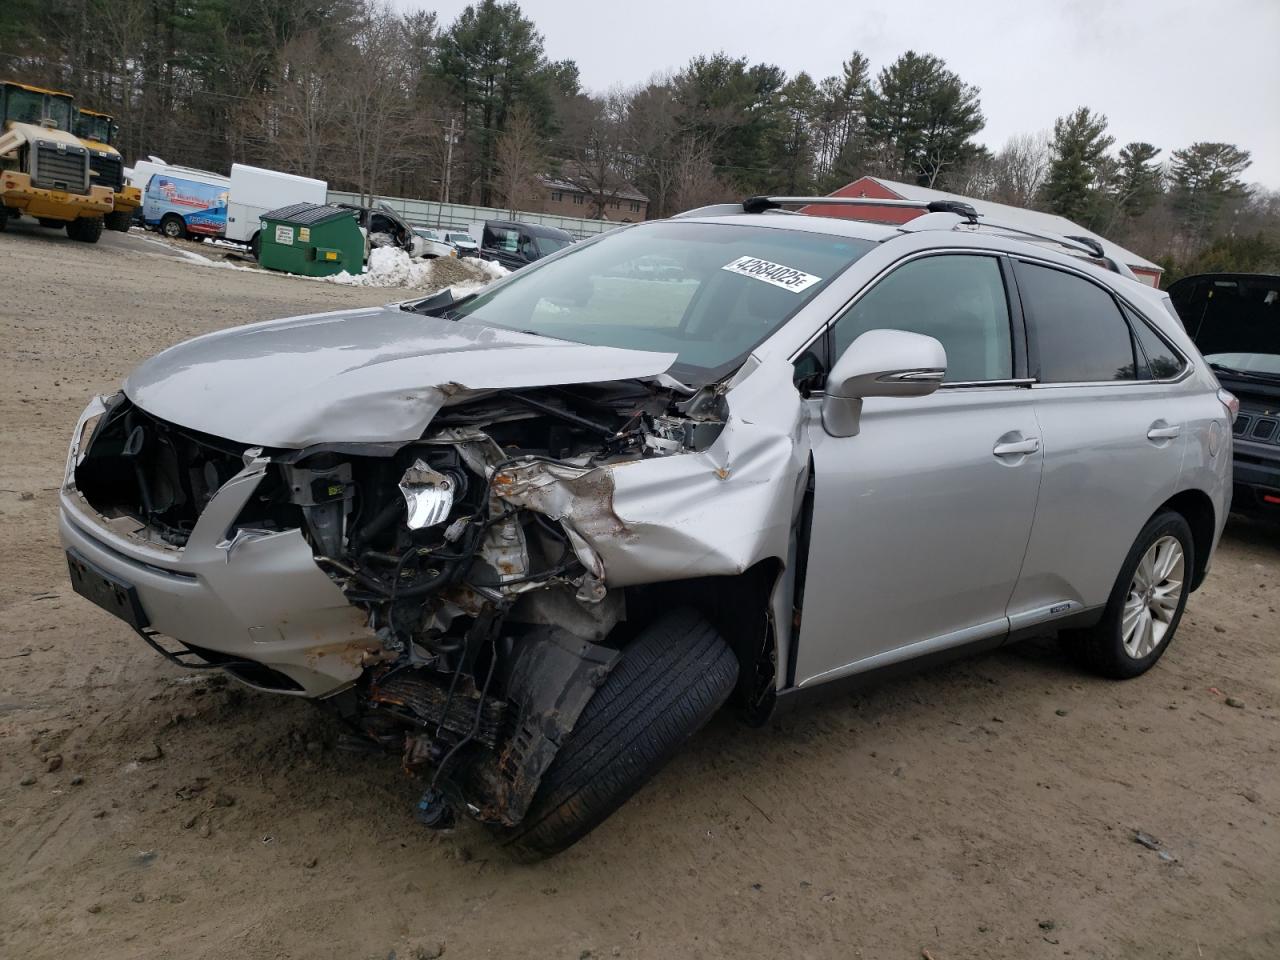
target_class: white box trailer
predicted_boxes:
[226,164,327,252]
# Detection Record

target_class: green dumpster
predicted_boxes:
[258,203,362,277]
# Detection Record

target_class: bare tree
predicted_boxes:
[991,131,1052,208]
[335,4,423,204]
[561,91,628,218]
[671,137,728,212]
[493,106,544,216]
[257,32,337,178]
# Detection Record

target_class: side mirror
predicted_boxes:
[822,329,947,437]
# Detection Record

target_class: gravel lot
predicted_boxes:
[1,220,1277,960]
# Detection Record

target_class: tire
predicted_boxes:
[497,608,739,860]
[105,209,131,233]
[66,216,104,244]
[1061,510,1194,679]
[0,206,6,232]
[160,214,186,239]
[249,231,261,260]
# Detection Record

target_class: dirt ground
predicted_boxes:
[1,219,1277,960]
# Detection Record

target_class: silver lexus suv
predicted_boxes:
[59,196,1233,858]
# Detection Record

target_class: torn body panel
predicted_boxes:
[489,356,810,589]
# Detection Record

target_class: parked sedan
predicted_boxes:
[59,196,1231,860]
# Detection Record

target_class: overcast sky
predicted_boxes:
[401,0,1280,188]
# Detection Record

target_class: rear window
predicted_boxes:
[1017,262,1137,382]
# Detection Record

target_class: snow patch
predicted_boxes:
[325,247,510,293]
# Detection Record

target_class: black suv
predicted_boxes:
[1171,272,1280,515]
[480,220,574,270]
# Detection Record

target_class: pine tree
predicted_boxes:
[1169,142,1251,235]
[1042,107,1114,226]
[863,51,984,188]
[1116,141,1162,218]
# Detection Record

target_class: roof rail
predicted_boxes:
[736,194,1137,281]
[956,220,1136,280]
[742,195,979,222]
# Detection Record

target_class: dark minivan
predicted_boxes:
[481,220,574,270]
[1171,272,1280,515]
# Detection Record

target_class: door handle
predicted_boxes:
[1146,422,1181,441]
[993,436,1041,457]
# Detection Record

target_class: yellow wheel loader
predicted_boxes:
[0,80,113,242]
[75,107,139,232]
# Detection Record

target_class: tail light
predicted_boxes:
[1218,388,1239,422]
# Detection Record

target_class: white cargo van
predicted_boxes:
[226,164,327,256]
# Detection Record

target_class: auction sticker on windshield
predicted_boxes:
[722,255,821,292]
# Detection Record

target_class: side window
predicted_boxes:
[1017,262,1137,382]
[1127,308,1187,380]
[832,254,1013,383]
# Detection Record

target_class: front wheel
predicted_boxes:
[105,209,132,232]
[1061,510,1194,679]
[495,608,739,860]
[66,216,104,243]
[160,214,186,239]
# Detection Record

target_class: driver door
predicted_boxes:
[793,253,1043,688]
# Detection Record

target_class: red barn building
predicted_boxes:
[804,176,1164,287]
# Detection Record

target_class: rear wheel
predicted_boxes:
[1061,510,1194,679]
[66,216,104,244]
[495,608,739,860]
[160,214,186,239]
[249,231,261,259]
[105,209,132,232]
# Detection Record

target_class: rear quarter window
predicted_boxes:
[1126,308,1187,380]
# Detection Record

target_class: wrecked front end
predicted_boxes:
[59,356,806,830]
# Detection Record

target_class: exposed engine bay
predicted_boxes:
[70,372,774,828]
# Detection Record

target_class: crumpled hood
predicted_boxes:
[124,305,676,448]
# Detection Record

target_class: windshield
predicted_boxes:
[77,113,113,143]
[444,220,874,383]
[448,233,474,244]
[4,88,70,128]
[46,95,73,131]
[1175,276,1280,381]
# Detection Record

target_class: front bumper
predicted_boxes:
[1,173,113,220]
[58,397,381,697]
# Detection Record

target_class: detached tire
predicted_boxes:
[66,216,104,243]
[1060,510,1194,679]
[499,608,738,860]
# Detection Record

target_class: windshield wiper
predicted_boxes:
[1210,360,1280,382]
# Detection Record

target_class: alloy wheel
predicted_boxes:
[1122,535,1185,659]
